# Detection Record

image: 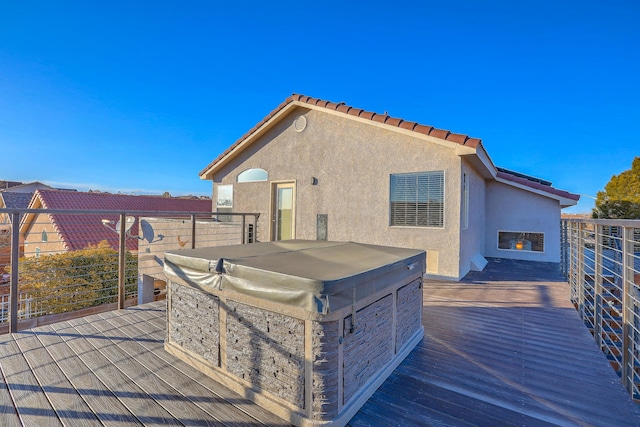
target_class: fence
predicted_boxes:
[561,218,640,402]
[0,292,43,322]
[0,208,259,334]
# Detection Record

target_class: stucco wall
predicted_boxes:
[458,162,487,277]
[485,181,561,262]
[211,107,464,278]
[23,213,66,257]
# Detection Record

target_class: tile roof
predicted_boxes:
[200,93,579,203]
[32,190,212,252]
[495,170,580,201]
[0,192,34,209]
[199,93,483,177]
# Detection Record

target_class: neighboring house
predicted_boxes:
[199,94,579,280]
[0,182,56,233]
[0,181,56,194]
[20,190,213,257]
[0,193,34,233]
[0,181,23,191]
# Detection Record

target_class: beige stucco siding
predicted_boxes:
[458,162,487,277]
[23,213,66,256]
[211,107,464,278]
[485,181,561,262]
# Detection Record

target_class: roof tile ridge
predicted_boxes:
[50,214,71,251]
[398,120,419,131]
[33,189,49,209]
[294,94,479,146]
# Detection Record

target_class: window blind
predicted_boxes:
[390,171,444,227]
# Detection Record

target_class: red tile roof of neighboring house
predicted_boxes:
[200,93,579,203]
[31,190,213,252]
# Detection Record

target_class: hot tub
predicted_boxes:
[163,240,425,427]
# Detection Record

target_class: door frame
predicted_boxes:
[270,180,296,241]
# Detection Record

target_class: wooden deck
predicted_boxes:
[2,258,640,426]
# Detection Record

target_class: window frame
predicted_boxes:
[462,171,469,230]
[216,184,233,221]
[389,171,445,229]
[237,168,268,183]
[497,230,545,253]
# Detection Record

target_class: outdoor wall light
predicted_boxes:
[515,240,524,250]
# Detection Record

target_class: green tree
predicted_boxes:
[9,241,137,316]
[594,157,640,219]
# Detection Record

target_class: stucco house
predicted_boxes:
[199,94,579,280]
[0,182,56,233]
[20,190,213,257]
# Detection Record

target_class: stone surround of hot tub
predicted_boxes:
[165,276,423,427]
[163,241,425,427]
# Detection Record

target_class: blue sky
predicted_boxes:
[1,1,638,213]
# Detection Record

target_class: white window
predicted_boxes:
[390,171,444,228]
[237,168,268,183]
[42,230,48,243]
[216,185,233,208]
[216,184,233,221]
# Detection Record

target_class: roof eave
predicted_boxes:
[455,142,496,179]
[494,176,580,207]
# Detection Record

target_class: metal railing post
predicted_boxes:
[254,213,260,243]
[594,224,603,350]
[577,223,585,322]
[561,220,567,277]
[621,225,633,395]
[241,214,246,244]
[568,221,577,303]
[191,214,196,249]
[118,213,126,309]
[9,212,20,333]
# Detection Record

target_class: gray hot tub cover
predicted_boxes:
[163,240,425,314]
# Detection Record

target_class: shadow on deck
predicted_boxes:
[1,258,639,426]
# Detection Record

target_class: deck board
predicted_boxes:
[0,336,62,426]
[69,317,222,426]
[49,319,183,426]
[97,308,291,426]
[91,311,277,426]
[35,324,144,426]
[12,330,102,426]
[0,258,639,426]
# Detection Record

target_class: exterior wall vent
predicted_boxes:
[294,115,307,132]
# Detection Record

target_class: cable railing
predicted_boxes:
[0,208,259,334]
[561,218,640,402]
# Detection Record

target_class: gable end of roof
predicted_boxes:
[199,93,483,177]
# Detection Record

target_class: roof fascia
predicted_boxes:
[455,142,496,179]
[494,175,578,208]
[20,192,43,236]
